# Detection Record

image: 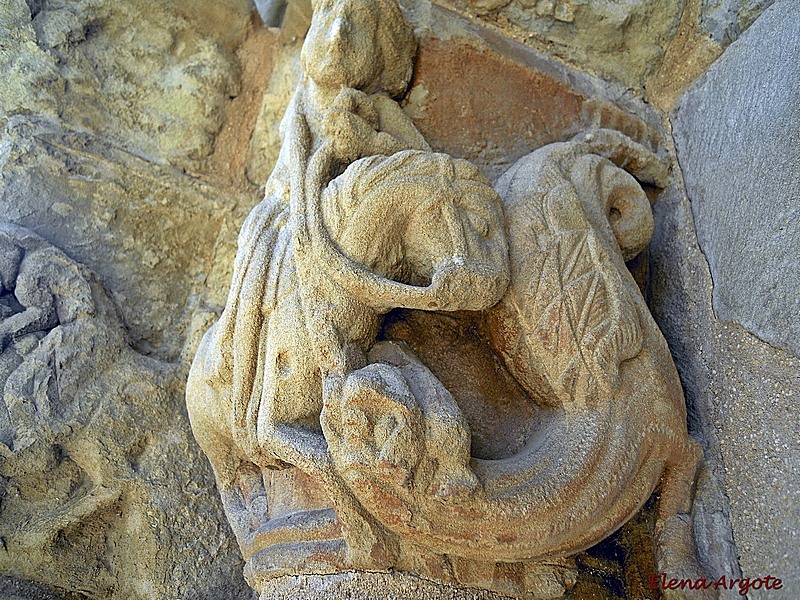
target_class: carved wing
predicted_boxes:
[501,179,644,406]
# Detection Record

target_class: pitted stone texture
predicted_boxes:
[1,0,249,172]
[674,0,800,359]
[0,118,255,362]
[699,0,776,46]
[258,572,510,599]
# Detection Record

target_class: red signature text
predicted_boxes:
[648,573,783,596]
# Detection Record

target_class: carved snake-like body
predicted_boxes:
[319,135,712,597]
[188,125,711,597]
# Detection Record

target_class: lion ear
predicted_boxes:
[571,129,671,188]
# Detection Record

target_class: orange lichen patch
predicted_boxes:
[205,14,279,191]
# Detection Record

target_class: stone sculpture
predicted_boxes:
[0,224,95,354]
[0,222,127,590]
[187,0,712,597]
[0,222,249,599]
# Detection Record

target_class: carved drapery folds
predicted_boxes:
[186,1,712,597]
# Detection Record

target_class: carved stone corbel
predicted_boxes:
[186,1,714,597]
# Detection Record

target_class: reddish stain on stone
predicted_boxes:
[408,38,583,174]
[406,36,658,181]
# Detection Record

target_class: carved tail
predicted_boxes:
[571,128,671,188]
[321,332,691,561]
[320,135,692,562]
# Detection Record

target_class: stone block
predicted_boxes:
[404,7,666,181]
[656,1,800,592]
[437,0,684,87]
[0,117,256,361]
[674,0,800,359]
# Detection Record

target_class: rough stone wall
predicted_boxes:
[0,1,262,598]
[0,0,796,598]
